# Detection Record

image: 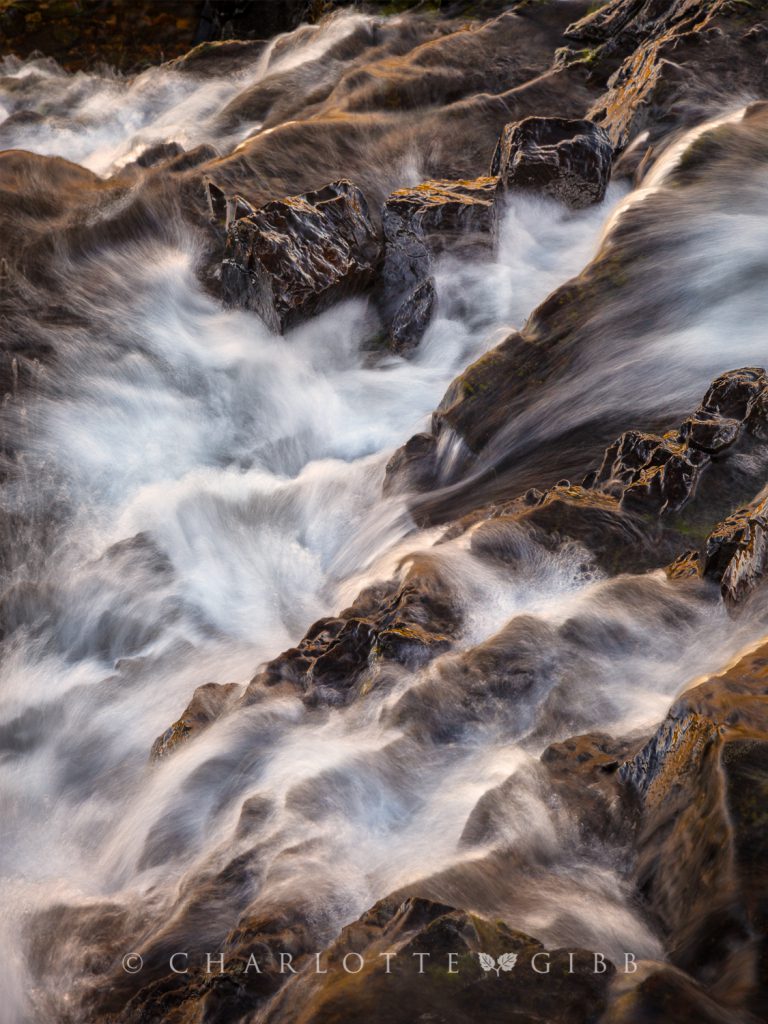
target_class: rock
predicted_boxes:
[490,116,613,208]
[703,494,768,606]
[516,483,659,574]
[389,614,559,744]
[589,368,768,518]
[134,141,185,168]
[578,1,768,149]
[261,895,615,1024]
[619,644,768,1012]
[235,554,459,710]
[378,176,501,351]
[540,731,647,844]
[221,179,379,334]
[150,681,242,760]
[602,960,759,1024]
[389,276,435,355]
[591,429,704,516]
[382,431,438,496]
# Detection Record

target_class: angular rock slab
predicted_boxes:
[491,116,613,208]
[704,494,768,606]
[222,179,379,334]
[379,176,501,352]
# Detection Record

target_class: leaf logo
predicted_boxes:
[478,951,518,976]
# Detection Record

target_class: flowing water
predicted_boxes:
[1,12,768,1022]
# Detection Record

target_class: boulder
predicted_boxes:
[378,176,501,352]
[490,116,613,208]
[221,179,379,334]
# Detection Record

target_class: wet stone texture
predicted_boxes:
[221,179,380,334]
[491,116,613,208]
[378,176,502,352]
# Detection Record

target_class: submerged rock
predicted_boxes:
[150,681,242,760]
[222,179,379,334]
[491,116,613,208]
[378,176,501,352]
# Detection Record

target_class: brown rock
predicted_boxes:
[150,681,242,760]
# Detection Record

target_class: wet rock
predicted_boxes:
[540,731,647,844]
[567,0,768,149]
[620,644,768,1010]
[589,369,768,518]
[516,484,658,574]
[389,615,560,744]
[602,960,758,1024]
[378,176,501,351]
[150,681,242,760]
[241,554,459,709]
[490,116,613,208]
[451,483,676,577]
[166,143,220,172]
[134,141,185,168]
[0,0,200,72]
[382,431,438,496]
[262,895,615,1024]
[389,276,435,355]
[222,179,379,334]
[703,493,768,606]
[592,430,703,516]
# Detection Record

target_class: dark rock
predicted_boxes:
[222,179,379,334]
[389,276,436,355]
[389,614,560,744]
[539,731,647,844]
[382,431,438,496]
[679,412,741,455]
[378,176,501,350]
[619,644,768,1010]
[578,1,768,149]
[238,553,459,710]
[703,494,768,606]
[490,116,613,208]
[150,681,242,760]
[701,367,767,421]
[602,961,760,1024]
[589,369,768,518]
[517,483,657,574]
[134,141,185,168]
[261,895,615,1024]
[166,143,219,172]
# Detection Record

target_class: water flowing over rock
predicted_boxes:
[6,1,768,1023]
[221,179,380,333]
[491,116,613,208]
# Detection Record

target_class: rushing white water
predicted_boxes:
[2,21,768,1023]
